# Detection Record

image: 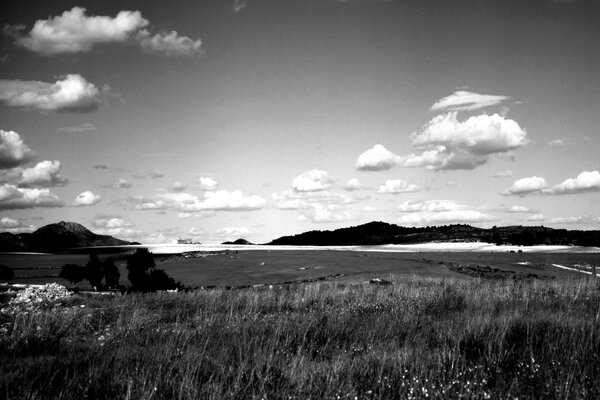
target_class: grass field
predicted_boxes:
[2,275,600,399]
[2,249,597,288]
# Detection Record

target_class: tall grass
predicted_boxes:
[2,277,600,399]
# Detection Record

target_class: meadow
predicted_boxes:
[2,272,600,399]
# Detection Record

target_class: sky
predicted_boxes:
[1,0,599,244]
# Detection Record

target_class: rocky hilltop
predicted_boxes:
[267,221,600,247]
[0,221,135,253]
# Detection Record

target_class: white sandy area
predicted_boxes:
[101,242,600,254]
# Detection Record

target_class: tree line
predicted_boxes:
[59,248,181,292]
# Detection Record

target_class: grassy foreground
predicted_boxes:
[2,277,600,399]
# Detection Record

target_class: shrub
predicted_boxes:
[85,254,104,291]
[0,265,14,281]
[102,257,120,289]
[58,264,85,286]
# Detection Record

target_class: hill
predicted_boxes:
[221,238,254,245]
[0,221,134,253]
[267,221,600,247]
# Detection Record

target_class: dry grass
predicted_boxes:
[2,276,600,399]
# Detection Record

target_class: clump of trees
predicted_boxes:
[0,264,15,281]
[59,249,181,292]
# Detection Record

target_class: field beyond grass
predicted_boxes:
[2,277,600,399]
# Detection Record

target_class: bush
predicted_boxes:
[0,265,14,281]
[85,254,104,291]
[102,257,120,289]
[58,264,85,286]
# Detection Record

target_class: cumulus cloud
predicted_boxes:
[361,206,377,212]
[547,216,600,225]
[506,205,537,213]
[344,178,362,191]
[4,7,203,58]
[172,181,187,191]
[57,123,96,133]
[502,176,548,196]
[114,178,132,188]
[527,214,545,221]
[0,184,63,210]
[377,179,419,194]
[494,169,514,178]
[214,226,250,239]
[0,130,34,168]
[298,204,353,223]
[12,160,68,187]
[0,74,105,112]
[199,177,218,191]
[0,216,37,233]
[292,169,333,192]
[5,7,148,55]
[74,190,101,206]
[272,190,353,210]
[130,190,266,212]
[397,200,465,213]
[396,200,498,226]
[430,91,509,112]
[137,30,202,57]
[189,227,204,237]
[355,144,401,171]
[402,112,528,171]
[551,171,600,194]
[149,170,164,179]
[548,138,567,146]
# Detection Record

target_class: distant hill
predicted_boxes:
[222,238,254,245]
[267,221,600,247]
[0,221,135,253]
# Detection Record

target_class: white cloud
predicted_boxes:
[6,7,148,55]
[344,178,362,191]
[0,184,62,210]
[494,169,514,178]
[272,189,354,210]
[547,216,600,225]
[292,169,333,192]
[74,190,101,206]
[398,210,498,226]
[355,144,401,171]
[299,204,353,223]
[114,178,132,188]
[199,177,218,191]
[548,138,567,146]
[172,181,187,191]
[57,123,96,133]
[214,226,249,239]
[189,227,204,237]
[92,216,132,229]
[137,30,202,57]
[361,206,377,212]
[527,214,545,221]
[233,0,249,13]
[131,190,266,212]
[551,171,600,194]
[377,179,419,194]
[506,205,537,213]
[502,176,548,196]
[403,112,528,171]
[398,200,465,213]
[0,74,104,112]
[0,130,35,168]
[149,170,164,179]
[90,215,140,238]
[17,160,67,187]
[430,91,509,112]
[0,216,37,233]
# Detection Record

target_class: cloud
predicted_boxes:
[272,189,353,210]
[214,226,250,239]
[130,190,266,212]
[0,74,105,112]
[430,91,509,112]
[93,164,108,169]
[16,160,68,187]
[233,0,249,13]
[527,214,545,221]
[199,177,218,191]
[74,190,101,206]
[377,179,419,194]
[172,181,187,191]
[548,138,567,146]
[0,130,35,168]
[403,112,528,171]
[344,178,362,191]
[298,204,353,223]
[551,171,600,194]
[292,169,333,192]
[502,176,548,196]
[149,170,164,179]
[0,216,37,233]
[0,184,63,210]
[397,200,465,213]
[5,7,148,55]
[355,144,401,171]
[547,216,600,225]
[506,205,537,213]
[494,169,514,178]
[398,210,498,226]
[92,215,132,229]
[189,227,204,237]
[114,178,132,188]
[137,30,202,57]
[361,206,377,212]
[4,7,203,58]
[57,123,96,133]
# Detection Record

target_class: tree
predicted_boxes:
[127,248,155,291]
[0,265,15,281]
[86,254,104,290]
[148,268,180,291]
[103,257,120,289]
[59,264,85,286]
